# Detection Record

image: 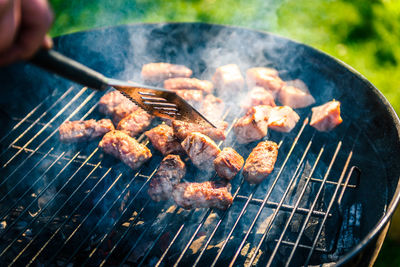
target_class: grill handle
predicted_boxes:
[30,48,109,91]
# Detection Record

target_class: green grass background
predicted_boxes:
[48,0,400,265]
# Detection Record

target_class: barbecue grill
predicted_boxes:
[0,23,399,266]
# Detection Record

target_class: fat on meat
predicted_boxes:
[173,181,233,210]
[240,86,276,110]
[243,140,279,184]
[172,120,227,141]
[148,155,186,202]
[164,77,213,94]
[99,130,152,169]
[268,106,300,132]
[310,100,343,131]
[181,132,221,171]
[59,119,114,142]
[117,108,152,137]
[214,147,244,180]
[141,63,192,84]
[145,124,185,155]
[233,105,271,144]
[246,67,285,96]
[212,64,244,95]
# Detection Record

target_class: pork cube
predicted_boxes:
[279,85,315,109]
[285,79,309,93]
[243,141,279,184]
[173,181,233,210]
[99,130,152,169]
[233,105,271,144]
[164,77,213,94]
[214,147,244,180]
[201,94,225,124]
[268,106,300,133]
[117,108,152,137]
[141,63,192,84]
[145,124,185,155]
[175,89,204,108]
[181,132,221,171]
[240,86,276,110]
[172,120,227,141]
[246,67,285,96]
[98,91,139,124]
[212,64,244,94]
[148,155,186,202]
[310,100,343,132]
[59,119,114,142]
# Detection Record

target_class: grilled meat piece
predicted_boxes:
[246,67,285,96]
[148,155,186,202]
[141,63,192,84]
[241,86,276,110]
[174,89,204,108]
[181,132,221,171]
[99,130,152,169]
[212,64,244,95]
[172,120,227,141]
[233,105,271,144]
[59,119,114,142]
[117,108,153,137]
[164,77,213,94]
[214,147,244,180]
[201,94,225,124]
[268,106,300,132]
[173,181,233,210]
[279,85,315,109]
[310,100,343,131]
[98,90,139,124]
[243,141,279,184]
[145,124,184,155]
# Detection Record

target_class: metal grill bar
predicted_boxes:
[12,160,103,266]
[229,130,314,266]
[210,119,308,267]
[0,94,51,144]
[0,87,74,154]
[261,147,325,266]
[285,141,343,267]
[3,87,88,167]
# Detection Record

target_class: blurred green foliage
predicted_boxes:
[48,0,399,263]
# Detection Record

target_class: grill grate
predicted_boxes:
[0,86,360,266]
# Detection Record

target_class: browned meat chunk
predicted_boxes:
[172,120,227,141]
[214,147,244,180]
[98,91,139,124]
[59,119,114,142]
[212,64,244,94]
[310,100,343,131]
[181,132,221,171]
[201,94,225,124]
[233,105,271,144]
[117,108,152,137]
[174,89,204,108]
[141,63,192,83]
[268,106,300,132]
[148,155,186,202]
[145,124,184,155]
[173,181,233,210]
[241,86,276,110]
[164,77,213,94]
[99,130,152,169]
[279,85,315,109]
[243,141,279,184]
[246,67,285,96]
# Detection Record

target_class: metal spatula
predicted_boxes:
[30,49,215,127]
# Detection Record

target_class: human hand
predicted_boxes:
[0,0,53,66]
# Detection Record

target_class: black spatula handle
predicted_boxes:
[30,48,109,90]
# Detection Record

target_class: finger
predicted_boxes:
[42,34,53,50]
[0,46,23,66]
